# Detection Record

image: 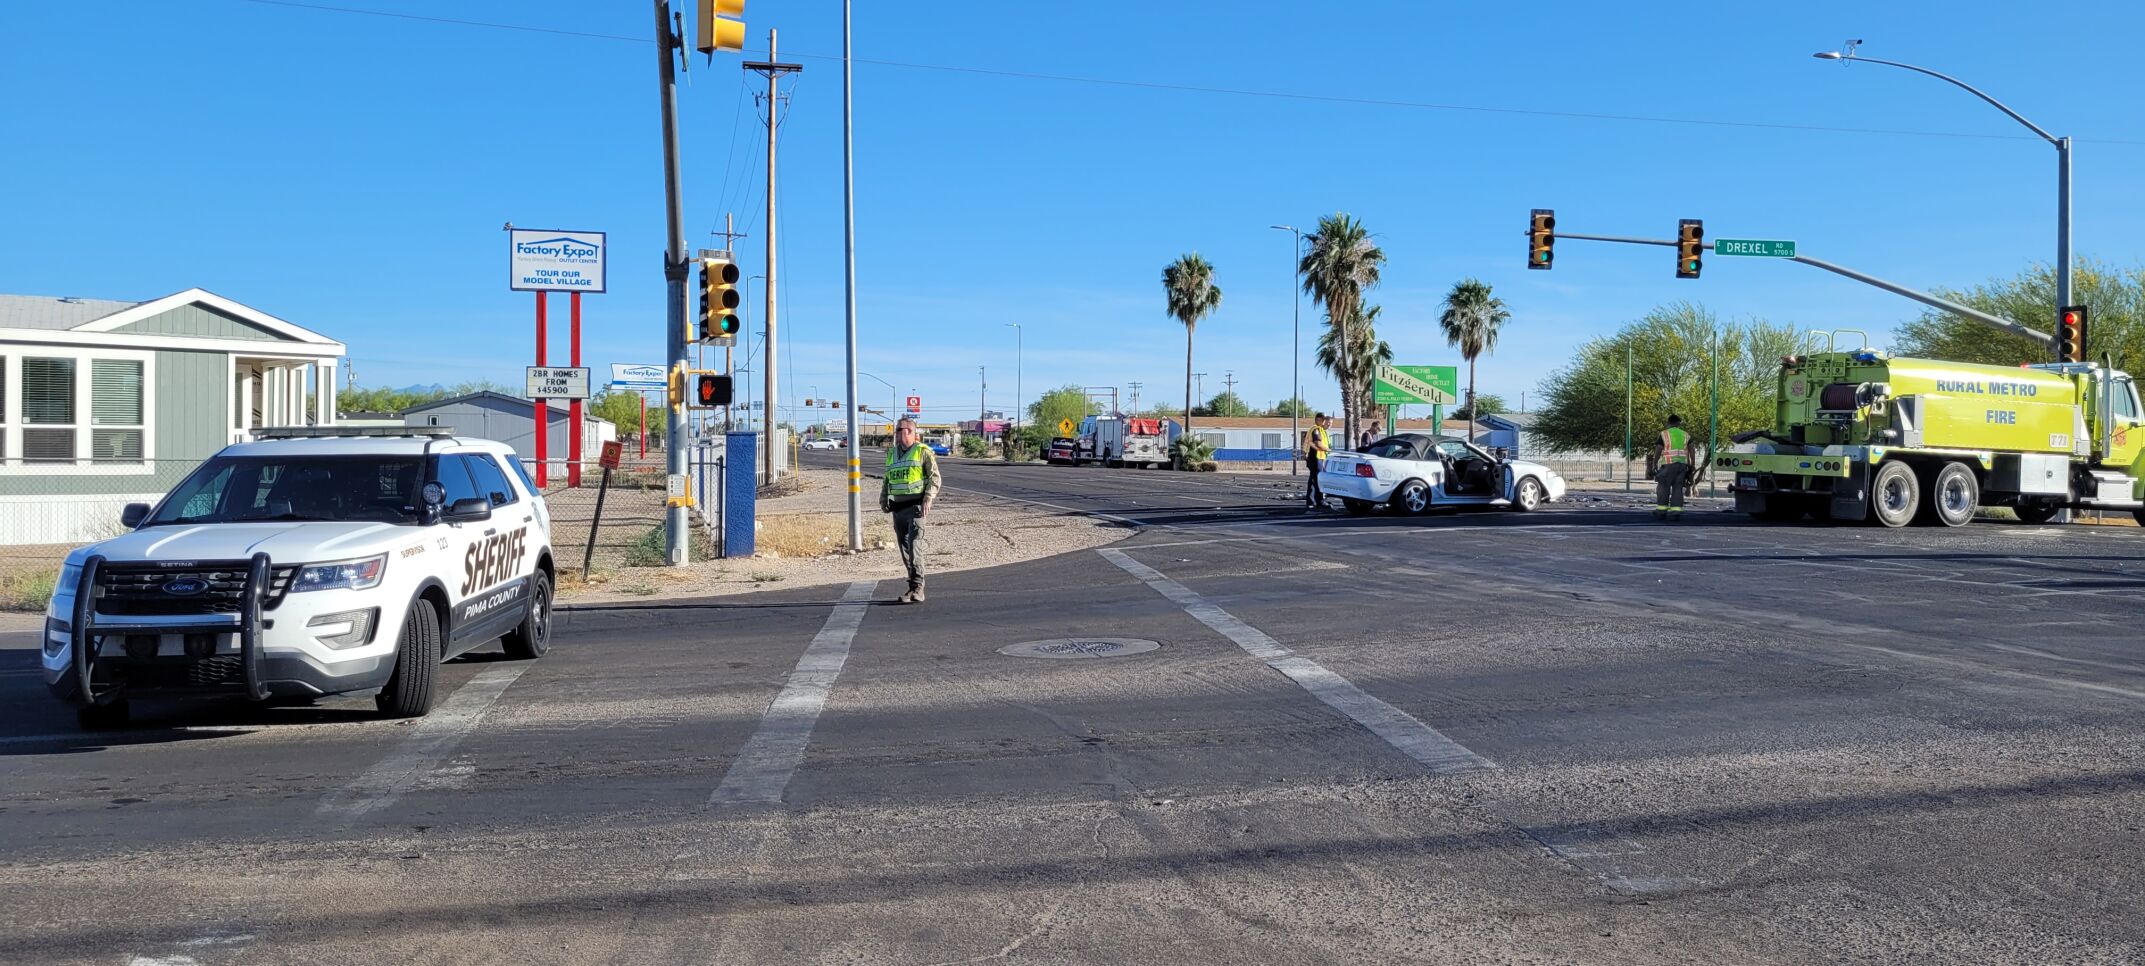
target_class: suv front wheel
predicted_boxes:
[377,597,441,718]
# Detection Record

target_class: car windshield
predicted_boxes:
[1434,440,1489,461]
[146,455,428,526]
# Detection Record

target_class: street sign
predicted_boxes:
[1057,418,1076,436]
[525,366,591,399]
[1372,364,1459,406]
[599,440,623,470]
[509,229,607,293]
[906,395,922,415]
[1712,238,1796,258]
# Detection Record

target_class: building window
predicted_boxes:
[1198,432,1227,449]
[1260,432,1285,450]
[91,359,144,462]
[21,357,76,462]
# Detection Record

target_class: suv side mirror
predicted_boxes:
[120,503,150,528]
[444,498,492,524]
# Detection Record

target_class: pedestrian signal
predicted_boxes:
[1676,219,1704,279]
[695,374,732,407]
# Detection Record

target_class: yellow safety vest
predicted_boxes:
[1310,427,1330,457]
[1661,427,1690,464]
[887,444,928,498]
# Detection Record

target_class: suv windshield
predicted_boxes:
[147,455,427,526]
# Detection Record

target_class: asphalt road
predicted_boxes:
[4,454,2143,964]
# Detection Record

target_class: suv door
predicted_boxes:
[467,451,542,594]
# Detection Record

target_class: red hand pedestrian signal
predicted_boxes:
[695,374,732,407]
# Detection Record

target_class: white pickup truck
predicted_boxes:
[42,427,556,729]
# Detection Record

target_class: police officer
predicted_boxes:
[1303,412,1332,509]
[1654,414,1697,520]
[882,416,942,603]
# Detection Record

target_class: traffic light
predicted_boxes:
[695,0,745,54]
[698,255,740,344]
[695,374,733,407]
[1527,209,1555,270]
[1676,219,1704,279]
[2058,304,2089,363]
[804,398,815,407]
[666,364,686,410]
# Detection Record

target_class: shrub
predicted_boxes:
[1171,436,1215,469]
[958,435,991,458]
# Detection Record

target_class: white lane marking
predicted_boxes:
[128,929,257,965]
[314,665,528,823]
[1097,547,1492,775]
[708,580,877,808]
[1523,826,1700,895]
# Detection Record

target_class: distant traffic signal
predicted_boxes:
[1676,219,1704,279]
[696,0,746,54]
[1527,209,1555,270]
[2058,304,2088,363]
[698,255,740,343]
[695,374,733,407]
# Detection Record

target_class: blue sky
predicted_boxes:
[8,1,2144,426]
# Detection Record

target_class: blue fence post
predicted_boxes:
[724,432,757,557]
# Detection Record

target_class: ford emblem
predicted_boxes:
[162,578,208,597]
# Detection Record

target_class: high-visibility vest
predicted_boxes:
[1661,427,1690,464]
[887,444,928,497]
[1310,427,1330,456]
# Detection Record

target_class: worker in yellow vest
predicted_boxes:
[882,416,942,603]
[1654,414,1697,520]
[1303,412,1333,510]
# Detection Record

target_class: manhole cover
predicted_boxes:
[997,638,1162,660]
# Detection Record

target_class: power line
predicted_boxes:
[230,0,2144,146]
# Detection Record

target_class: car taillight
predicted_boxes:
[1355,464,1375,477]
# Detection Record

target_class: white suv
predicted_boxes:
[41,428,555,729]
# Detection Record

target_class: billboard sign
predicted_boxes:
[526,366,591,399]
[1373,364,1459,406]
[510,228,607,293]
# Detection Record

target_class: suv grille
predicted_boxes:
[95,564,300,616]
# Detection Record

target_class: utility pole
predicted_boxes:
[1624,343,1634,493]
[1223,371,1238,412]
[978,366,987,421]
[1193,372,1207,411]
[1128,381,1142,416]
[651,0,691,564]
[744,32,800,484]
[841,0,863,549]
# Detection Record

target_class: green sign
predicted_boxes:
[1373,364,1458,405]
[1712,238,1796,258]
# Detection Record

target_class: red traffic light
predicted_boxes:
[2057,304,2088,363]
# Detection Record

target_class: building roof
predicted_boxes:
[0,294,139,330]
[401,391,613,426]
[1480,411,1538,429]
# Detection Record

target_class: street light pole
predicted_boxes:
[1814,44,2072,332]
[1004,322,1022,452]
[1269,224,1302,476]
[840,0,862,550]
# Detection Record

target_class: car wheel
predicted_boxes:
[1922,461,1979,528]
[1513,477,1544,512]
[76,698,130,731]
[1868,461,1919,528]
[1392,480,1432,516]
[377,597,441,718]
[1342,498,1375,515]
[501,570,552,660]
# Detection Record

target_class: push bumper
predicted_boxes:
[51,554,393,706]
[1717,453,1868,521]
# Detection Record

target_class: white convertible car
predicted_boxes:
[1318,434,1567,516]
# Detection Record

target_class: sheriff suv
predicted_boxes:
[42,428,556,730]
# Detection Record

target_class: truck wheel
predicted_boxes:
[76,698,130,731]
[2012,502,2062,525]
[1923,462,1979,528]
[1391,480,1432,515]
[1869,461,1920,528]
[501,571,552,660]
[377,597,441,718]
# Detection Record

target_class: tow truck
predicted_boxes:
[1720,339,2145,527]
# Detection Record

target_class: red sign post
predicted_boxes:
[534,293,548,488]
[568,291,583,488]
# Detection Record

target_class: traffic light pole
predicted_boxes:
[652,0,691,566]
[1553,230,2052,348]
[841,0,862,550]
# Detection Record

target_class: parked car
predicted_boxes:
[43,427,556,730]
[803,437,839,450]
[1318,434,1565,516]
[1044,437,1078,465]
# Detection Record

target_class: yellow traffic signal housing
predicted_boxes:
[1527,209,1555,270]
[696,0,746,54]
[697,255,741,344]
[2058,305,2088,363]
[1676,219,1704,279]
[666,364,687,410]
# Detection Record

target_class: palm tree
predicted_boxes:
[1162,253,1223,465]
[1298,213,1385,444]
[1315,304,1393,440]
[1437,278,1510,444]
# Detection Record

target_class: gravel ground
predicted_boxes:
[560,467,1130,604]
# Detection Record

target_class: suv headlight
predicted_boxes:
[291,555,387,593]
